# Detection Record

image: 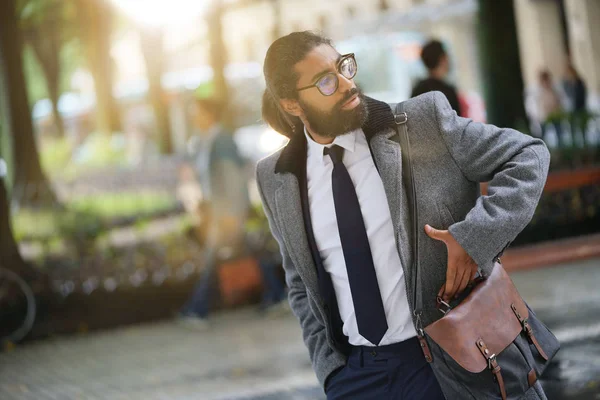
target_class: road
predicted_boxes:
[1,258,599,400]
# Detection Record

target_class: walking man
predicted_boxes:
[256,32,550,399]
[179,97,250,327]
[411,39,462,116]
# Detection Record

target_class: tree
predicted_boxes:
[477,0,527,129]
[0,0,57,206]
[0,175,34,276]
[19,0,74,138]
[139,26,173,154]
[207,1,231,125]
[73,0,121,135]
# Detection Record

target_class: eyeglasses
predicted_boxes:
[297,53,357,96]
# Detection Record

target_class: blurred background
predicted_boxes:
[0,0,599,399]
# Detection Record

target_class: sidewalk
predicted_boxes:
[1,258,599,400]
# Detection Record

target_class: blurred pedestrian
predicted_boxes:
[178,97,250,328]
[175,164,204,243]
[257,31,551,399]
[535,70,564,147]
[562,63,587,113]
[245,206,288,315]
[562,63,589,146]
[411,39,462,116]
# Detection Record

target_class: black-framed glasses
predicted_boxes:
[297,53,357,96]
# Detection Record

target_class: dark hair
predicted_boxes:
[262,31,333,137]
[194,97,223,120]
[420,40,446,70]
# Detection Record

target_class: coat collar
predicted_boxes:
[274,96,395,176]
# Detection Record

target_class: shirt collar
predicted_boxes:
[304,127,359,166]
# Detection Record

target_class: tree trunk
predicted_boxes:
[0,0,57,206]
[28,23,65,138]
[0,177,32,276]
[477,0,527,129]
[207,1,231,125]
[140,27,173,154]
[271,0,282,40]
[75,0,121,135]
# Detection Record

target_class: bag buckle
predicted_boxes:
[437,296,452,315]
[488,354,498,370]
[394,112,408,125]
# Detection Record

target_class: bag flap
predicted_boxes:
[424,262,529,373]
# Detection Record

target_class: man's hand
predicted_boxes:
[425,224,478,302]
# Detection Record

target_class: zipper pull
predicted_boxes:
[414,310,433,363]
[414,309,424,336]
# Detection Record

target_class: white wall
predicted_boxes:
[514,0,568,88]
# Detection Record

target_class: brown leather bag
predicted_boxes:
[424,262,549,400]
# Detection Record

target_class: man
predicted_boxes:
[411,39,462,116]
[535,70,564,148]
[179,97,250,326]
[256,32,550,399]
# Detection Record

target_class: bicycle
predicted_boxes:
[0,267,36,346]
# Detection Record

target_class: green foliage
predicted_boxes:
[12,191,178,242]
[68,191,177,220]
[38,137,73,177]
[23,45,48,105]
[19,0,84,105]
[38,134,131,180]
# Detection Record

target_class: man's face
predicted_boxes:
[290,44,367,139]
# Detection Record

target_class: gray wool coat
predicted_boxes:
[255,91,551,399]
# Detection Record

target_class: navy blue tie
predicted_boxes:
[324,145,388,345]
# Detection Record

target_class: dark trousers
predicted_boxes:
[257,255,286,308]
[325,336,446,400]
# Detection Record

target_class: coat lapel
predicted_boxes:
[370,129,414,278]
[274,173,322,301]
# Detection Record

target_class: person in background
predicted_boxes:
[562,63,587,113]
[245,205,288,315]
[179,97,251,328]
[176,164,205,244]
[411,39,462,116]
[562,63,589,146]
[536,70,564,147]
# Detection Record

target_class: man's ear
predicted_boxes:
[279,98,303,118]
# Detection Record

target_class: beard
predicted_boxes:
[300,88,368,139]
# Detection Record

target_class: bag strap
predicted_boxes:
[391,102,424,328]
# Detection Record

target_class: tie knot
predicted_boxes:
[324,145,344,164]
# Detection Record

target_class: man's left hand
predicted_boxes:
[425,224,478,302]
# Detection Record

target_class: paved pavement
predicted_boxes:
[1,258,599,400]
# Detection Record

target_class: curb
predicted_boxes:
[502,233,600,272]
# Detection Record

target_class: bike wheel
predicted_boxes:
[0,268,36,345]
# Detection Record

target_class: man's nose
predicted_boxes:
[338,74,354,93]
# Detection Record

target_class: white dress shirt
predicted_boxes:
[305,128,416,347]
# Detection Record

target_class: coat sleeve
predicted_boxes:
[430,91,550,271]
[255,161,346,388]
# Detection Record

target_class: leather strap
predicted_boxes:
[511,304,549,360]
[418,335,433,363]
[528,368,537,387]
[476,338,507,400]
